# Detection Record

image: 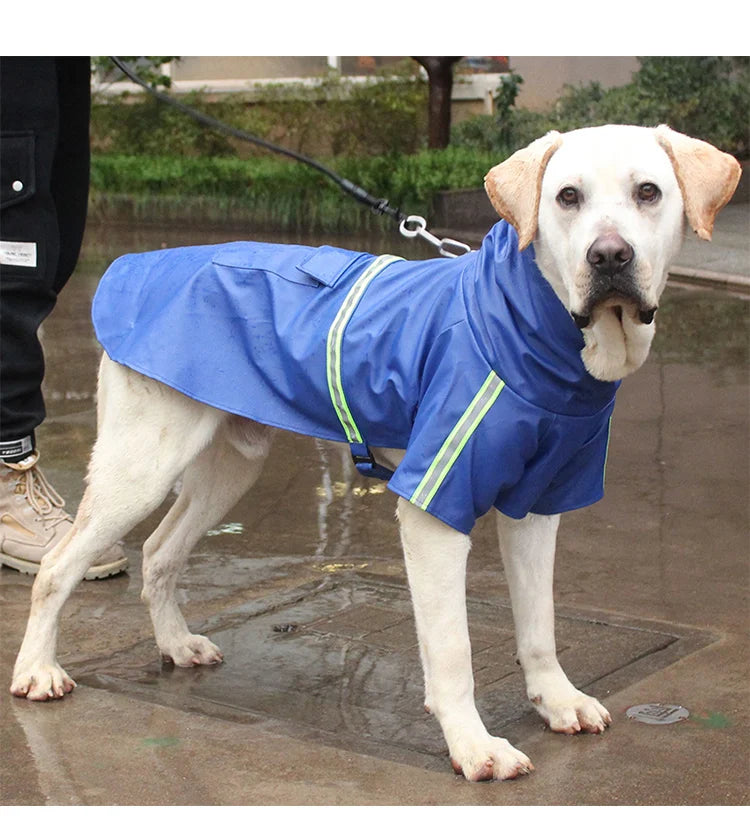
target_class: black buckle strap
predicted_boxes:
[349,442,393,481]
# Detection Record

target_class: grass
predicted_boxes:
[89,147,502,233]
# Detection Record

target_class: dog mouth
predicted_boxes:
[571,295,657,330]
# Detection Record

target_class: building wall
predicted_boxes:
[172,56,331,80]
[107,57,639,116]
[171,56,414,81]
[510,56,639,110]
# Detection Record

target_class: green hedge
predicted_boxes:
[91,64,428,159]
[89,147,501,232]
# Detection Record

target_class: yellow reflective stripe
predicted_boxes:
[326,254,402,443]
[410,371,505,510]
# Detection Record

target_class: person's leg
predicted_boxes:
[0,57,126,578]
[51,56,90,293]
[0,57,61,458]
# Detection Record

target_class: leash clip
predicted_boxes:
[399,215,472,259]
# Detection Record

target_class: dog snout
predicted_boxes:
[586,233,634,277]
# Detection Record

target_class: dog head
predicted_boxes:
[485,124,741,381]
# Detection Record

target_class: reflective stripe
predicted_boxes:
[326,254,402,443]
[410,370,505,511]
[602,415,613,487]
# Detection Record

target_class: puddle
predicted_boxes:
[75,574,714,768]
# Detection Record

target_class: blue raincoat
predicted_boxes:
[92,221,619,534]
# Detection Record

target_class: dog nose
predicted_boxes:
[586,233,634,276]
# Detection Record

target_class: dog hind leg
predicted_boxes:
[397,498,534,781]
[496,511,611,734]
[141,417,272,666]
[10,361,224,700]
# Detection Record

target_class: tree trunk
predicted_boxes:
[413,57,462,149]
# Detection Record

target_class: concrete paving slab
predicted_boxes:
[669,203,750,289]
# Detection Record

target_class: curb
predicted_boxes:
[668,266,750,294]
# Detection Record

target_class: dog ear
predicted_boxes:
[655,124,742,241]
[484,131,562,250]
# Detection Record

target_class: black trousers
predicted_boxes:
[0,57,90,460]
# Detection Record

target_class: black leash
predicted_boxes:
[109,57,408,226]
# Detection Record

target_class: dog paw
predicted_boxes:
[449,736,534,782]
[531,687,611,734]
[160,634,224,667]
[10,662,76,701]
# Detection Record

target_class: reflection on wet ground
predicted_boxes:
[74,573,710,769]
[3,222,748,790]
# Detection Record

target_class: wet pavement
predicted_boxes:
[1,215,748,806]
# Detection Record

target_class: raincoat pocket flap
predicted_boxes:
[296,246,367,287]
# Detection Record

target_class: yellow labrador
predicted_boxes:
[11,125,740,782]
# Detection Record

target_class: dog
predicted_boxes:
[10,124,741,782]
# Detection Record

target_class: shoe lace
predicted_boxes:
[14,466,71,530]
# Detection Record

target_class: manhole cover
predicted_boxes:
[626,703,690,724]
[76,575,713,769]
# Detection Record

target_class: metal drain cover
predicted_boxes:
[626,703,690,724]
[76,575,712,768]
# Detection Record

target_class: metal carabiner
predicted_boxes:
[437,236,473,258]
[399,214,431,240]
[399,215,472,259]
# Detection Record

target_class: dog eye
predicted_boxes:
[557,187,580,208]
[637,182,661,203]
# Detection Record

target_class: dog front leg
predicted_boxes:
[398,498,533,781]
[496,511,611,733]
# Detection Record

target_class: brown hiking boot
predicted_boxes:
[0,452,128,580]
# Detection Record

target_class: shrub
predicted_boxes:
[452,57,750,158]
[90,62,428,159]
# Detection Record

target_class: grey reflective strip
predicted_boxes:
[410,370,505,511]
[0,436,34,460]
[326,254,402,443]
[602,415,613,487]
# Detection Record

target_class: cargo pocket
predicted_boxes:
[1,132,45,277]
[1,132,36,210]
[212,242,367,288]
